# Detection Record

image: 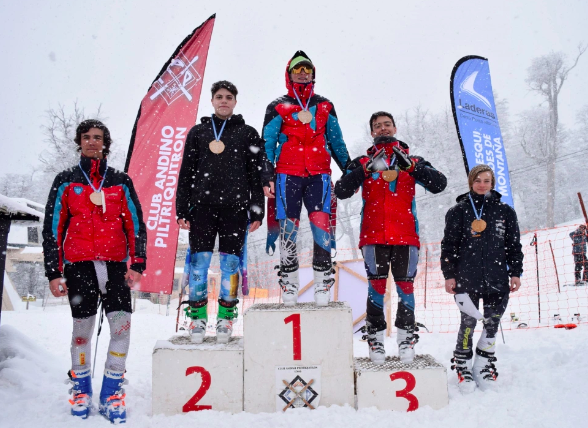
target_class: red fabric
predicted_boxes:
[58,180,139,267]
[396,281,414,294]
[370,278,387,295]
[309,211,329,232]
[274,60,335,177]
[359,141,421,249]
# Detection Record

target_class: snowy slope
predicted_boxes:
[1,302,587,428]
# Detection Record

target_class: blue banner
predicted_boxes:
[450,56,514,207]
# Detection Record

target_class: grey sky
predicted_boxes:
[1,0,586,174]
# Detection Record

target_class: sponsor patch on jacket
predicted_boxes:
[74,186,83,195]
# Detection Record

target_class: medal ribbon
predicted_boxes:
[79,161,108,193]
[292,85,314,112]
[211,115,227,142]
[468,193,485,221]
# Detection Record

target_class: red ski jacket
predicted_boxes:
[262,53,350,177]
[334,137,447,248]
[42,156,147,280]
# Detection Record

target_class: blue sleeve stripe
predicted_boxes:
[325,113,349,166]
[263,114,284,164]
[411,197,420,236]
[122,184,140,237]
[52,182,70,240]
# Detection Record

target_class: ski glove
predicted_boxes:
[363,148,388,174]
[392,145,415,171]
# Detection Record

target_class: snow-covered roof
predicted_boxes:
[0,194,44,220]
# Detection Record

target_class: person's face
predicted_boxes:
[290,63,313,84]
[371,116,397,138]
[211,88,237,119]
[472,171,493,195]
[80,128,105,159]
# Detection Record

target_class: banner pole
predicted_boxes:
[578,192,588,225]
[535,233,540,323]
[549,240,560,293]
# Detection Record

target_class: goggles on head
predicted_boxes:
[291,64,313,74]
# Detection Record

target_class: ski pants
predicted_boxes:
[188,204,247,307]
[361,244,419,331]
[275,173,332,273]
[64,261,132,373]
[454,291,509,358]
[573,252,588,282]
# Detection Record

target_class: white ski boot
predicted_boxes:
[279,270,299,306]
[451,352,476,394]
[472,349,498,391]
[362,321,386,365]
[185,303,207,344]
[216,300,238,344]
[397,327,419,363]
[313,269,334,307]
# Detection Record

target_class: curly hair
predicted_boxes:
[74,119,112,157]
[211,80,238,98]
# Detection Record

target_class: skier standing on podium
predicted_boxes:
[262,51,350,306]
[176,81,267,344]
[335,111,447,364]
[441,165,523,393]
[42,119,147,423]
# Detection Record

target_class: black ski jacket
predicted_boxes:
[569,227,587,255]
[176,114,266,224]
[440,190,523,294]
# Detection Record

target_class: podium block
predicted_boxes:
[355,355,448,411]
[243,302,354,413]
[152,336,243,415]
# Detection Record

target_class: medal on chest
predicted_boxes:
[468,194,486,234]
[293,86,314,124]
[382,170,398,183]
[79,161,108,214]
[210,115,227,154]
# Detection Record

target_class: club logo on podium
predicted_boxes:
[276,366,321,411]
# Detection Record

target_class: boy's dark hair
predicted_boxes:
[211,80,238,98]
[369,111,396,130]
[74,119,112,157]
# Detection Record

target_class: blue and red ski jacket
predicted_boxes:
[42,156,147,280]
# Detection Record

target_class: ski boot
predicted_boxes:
[313,269,334,307]
[362,321,386,365]
[278,269,299,306]
[216,299,238,344]
[451,351,476,394]
[397,325,420,364]
[472,349,498,391]
[99,369,127,424]
[68,369,93,419]
[185,301,208,344]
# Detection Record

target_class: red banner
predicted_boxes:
[125,15,216,294]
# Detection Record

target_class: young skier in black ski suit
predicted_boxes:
[441,164,523,393]
[569,225,588,284]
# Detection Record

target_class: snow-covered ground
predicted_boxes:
[1,299,587,428]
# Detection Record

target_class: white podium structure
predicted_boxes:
[355,355,448,411]
[243,302,354,413]
[152,336,243,415]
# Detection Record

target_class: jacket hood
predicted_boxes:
[285,50,315,101]
[366,136,409,156]
[456,189,502,204]
[201,114,245,127]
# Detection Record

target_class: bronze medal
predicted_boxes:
[298,110,312,124]
[471,219,487,233]
[209,140,225,154]
[382,170,398,182]
[90,191,103,206]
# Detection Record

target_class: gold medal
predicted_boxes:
[209,140,225,154]
[90,191,103,206]
[298,110,312,124]
[382,170,398,182]
[471,219,487,233]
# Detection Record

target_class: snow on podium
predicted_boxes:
[152,301,448,414]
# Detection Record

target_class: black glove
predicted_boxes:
[364,148,388,172]
[392,145,414,171]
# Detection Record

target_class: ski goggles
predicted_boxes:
[291,64,313,74]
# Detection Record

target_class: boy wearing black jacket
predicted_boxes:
[176,80,270,343]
